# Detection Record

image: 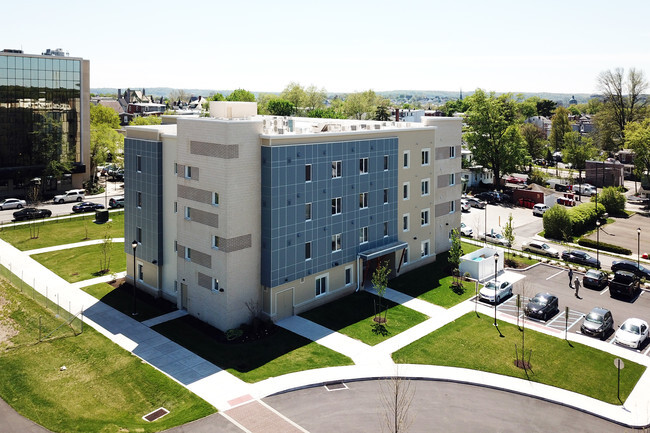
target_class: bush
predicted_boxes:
[592,186,626,215]
[543,204,572,240]
[567,202,606,236]
[528,168,548,186]
[577,238,632,255]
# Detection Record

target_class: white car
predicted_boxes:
[532,204,550,216]
[479,231,511,247]
[53,189,85,204]
[460,222,473,237]
[614,318,649,349]
[466,197,487,209]
[0,198,26,210]
[460,199,470,212]
[479,280,513,304]
[522,241,559,258]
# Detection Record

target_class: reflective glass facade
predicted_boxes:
[0,53,87,193]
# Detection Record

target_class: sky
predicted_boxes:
[4,0,650,95]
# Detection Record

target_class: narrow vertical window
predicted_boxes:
[213,236,220,249]
[331,233,342,252]
[345,267,352,285]
[383,155,389,170]
[332,197,342,215]
[331,160,342,178]
[185,207,191,220]
[136,226,142,243]
[359,192,368,209]
[305,202,312,220]
[403,214,409,232]
[422,149,430,165]
[450,146,456,158]
[359,157,368,174]
[305,164,312,182]
[383,188,389,204]
[185,166,192,179]
[136,155,142,172]
[305,241,312,260]
[137,191,142,207]
[403,151,410,168]
[383,222,389,237]
[212,192,219,205]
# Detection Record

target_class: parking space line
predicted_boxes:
[610,338,618,345]
[644,346,650,356]
[599,287,609,295]
[547,311,564,326]
[546,270,565,281]
[567,314,585,331]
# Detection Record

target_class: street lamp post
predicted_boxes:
[131,240,138,316]
[596,220,600,265]
[637,228,641,273]
[494,252,499,327]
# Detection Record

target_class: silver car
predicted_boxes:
[0,198,27,210]
[522,241,559,258]
[479,280,513,304]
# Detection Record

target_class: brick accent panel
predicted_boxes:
[437,174,449,188]
[435,147,448,160]
[178,185,212,204]
[176,164,199,181]
[221,234,252,253]
[191,208,219,228]
[198,272,212,289]
[190,140,240,159]
[435,202,450,217]
[176,244,212,269]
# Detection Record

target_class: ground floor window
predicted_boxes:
[315,275,328,296]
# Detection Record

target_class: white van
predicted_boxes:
[572,184,597,196]
[532,203,550,216]
[53,189,85,204]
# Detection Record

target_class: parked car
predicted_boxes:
[504,175,526,185]
[479,280,513,304]
[460,222,473,237]
[609,271,639,299]
[582,269,608,290]
[611,260,650,280]
[53,189,85,204]
[522,241,559,258]
[466,197,487,209]
[532,203,550,217]
[13,207,52,221]
[580,307,614,339]
[0,198,26,210]
[614,318,649,349]
[109,196,124,208]
[460,199,470,212]
[561,250,601,269]
[571,184,597,196]
[72,201,105,213]
[524,292,559,321]
[479,231,511,247]
[475,191,501,204]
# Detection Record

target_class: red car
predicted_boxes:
[505,175,526,184]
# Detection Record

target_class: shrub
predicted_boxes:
[592,186,626,215]
[567,202,605,236]
[528,168,548,186]
[543,204,572,240]
[577,238,632,255]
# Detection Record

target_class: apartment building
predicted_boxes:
[124,101,461,331]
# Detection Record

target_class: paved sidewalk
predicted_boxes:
[26,238,126,256]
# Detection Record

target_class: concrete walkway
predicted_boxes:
[2,234,650,429]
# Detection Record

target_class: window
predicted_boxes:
[136,155,142,172]
[383,189,389,204]
[359,192,368,209]
[383,155,389,170]
[136,227,142,243]
[449,173,455,186]
[360,226,368,244]
[403,151,410,168]
[449,229,454,242]
[174,201,177,213]
[137,191,142,208]
[422,149,430,166]
[185,166,192,179]
[383,222,389,237]
[137,263,143,280]
[345,267,353,285]
[332,160,342,178]
[174,240,178,253]
[421,240,430,257]
[305,241,312,260]
[450,146,456,158]
[185,207,191,220]
[213,236,220,249]
[421,179,429,196]
[185,247,191,261]
[403,213,409,232]
[305,164,312,182]
[332,233,341,252]
[315,275,328,296]
[403,182,410,200]
[450,201,456,213]
[212,192,219,206]
[305,202,312,220]
[421,209,430,226]
[359,157,368,174]
[212,279,220,292]
[403,247,409,264]
[332,197,342,215]
[174,162,178,175]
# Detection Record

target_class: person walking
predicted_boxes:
[568,268,574,288]
[574,276,581,298]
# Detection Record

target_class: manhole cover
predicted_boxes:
[142,407,169,422]
[324,382,348,391]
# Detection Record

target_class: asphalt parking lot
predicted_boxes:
[481,264,650,356]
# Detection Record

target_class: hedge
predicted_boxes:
[567,202,606,236]
[577,238,632,255]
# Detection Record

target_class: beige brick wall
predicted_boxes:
[190,140,239,159]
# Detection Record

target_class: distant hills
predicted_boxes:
[91,87,597,106]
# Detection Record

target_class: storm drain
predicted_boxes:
[142,407,169,422]
[324,381,348,391]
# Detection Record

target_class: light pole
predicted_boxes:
[484,204,488,246]
[596,220,600,265]
[131,240,138,316]
[494,252,499,327]
[637,228,641,273]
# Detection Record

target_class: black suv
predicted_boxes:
[611,260,650,280]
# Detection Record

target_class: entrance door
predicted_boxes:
[180,283,188,310]
[275,288,294,320]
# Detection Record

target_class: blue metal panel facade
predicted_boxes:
[261,137,398,288]
[124,138,163,264]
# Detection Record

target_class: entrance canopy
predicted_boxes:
[358,241,408,261]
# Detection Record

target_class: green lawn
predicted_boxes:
[82,282,177,322]
[0,275,215,433]
[299,291,428,345]
[393,313,646,404]
[0,211,124,251]
[32,242,126,283]
[390,251,476,308]
[153,315,353,383]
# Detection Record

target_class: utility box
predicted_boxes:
[95,210,109,223]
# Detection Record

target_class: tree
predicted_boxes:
[624,119,650,186]
[379,368,415,433]
[304,85,327,112]
[502,214,515,261]
[90,104,120,128]
[594,186,627,215]
[372,260,391,324]
[208,92,225,101]
[542,205,572,241]
[549,106,572,152]
[563,131,598,187]
[527,168,548,186]
[597,67,648,146]
[90,124,123,185]
[281,82,306,113]
[448,228,463,271]
[307,107,346,119]
[168,89,189,104]
[100,224,113,273]
[343,90,379,120]
[267,98,295,116]
[130,116,162,125]
[520,123,546,172]
[226,88,255,102]
[375,98,391,121]
[463,89,526,187]
[536,99,557,118]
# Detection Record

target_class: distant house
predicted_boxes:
[571,114,594,136]
[584,160,625,187]
[525,116,552,138]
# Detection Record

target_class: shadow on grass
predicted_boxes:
[391,251,462,298]
[372,323,389,336]
[97,282,177,322]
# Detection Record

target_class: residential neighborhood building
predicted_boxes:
[0,49,90,197]
[123,101,462,331]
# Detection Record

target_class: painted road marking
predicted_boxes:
[599,287,610,295]
[546,270,565,280]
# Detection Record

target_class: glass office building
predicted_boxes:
[0,50,90,197]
